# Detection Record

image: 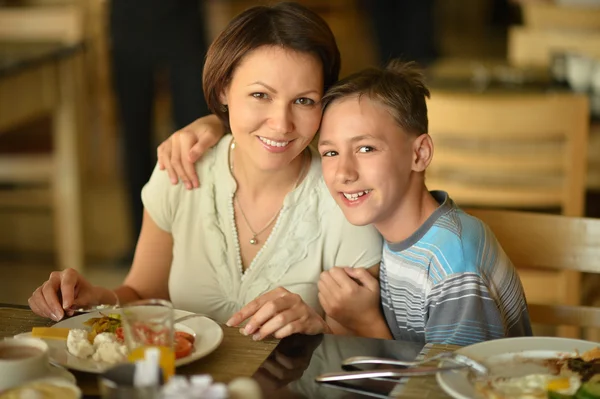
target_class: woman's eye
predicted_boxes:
[295,97,316,106]
[358,146,375,153]
[322,150,338,157]
[252,92,269,100]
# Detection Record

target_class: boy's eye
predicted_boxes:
[294,97,315,106]
[252,92,269,100]
[322,150,338,157]
[358,146,375,153]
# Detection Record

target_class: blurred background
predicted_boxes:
[1,0,600,338]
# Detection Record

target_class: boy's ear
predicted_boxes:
[412,133,434,172]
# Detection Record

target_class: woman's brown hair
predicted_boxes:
[203,2,341,129]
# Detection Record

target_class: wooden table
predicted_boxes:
[0,304,278,397]
[0,304,459,398]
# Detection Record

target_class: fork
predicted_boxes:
[342,352,489,376]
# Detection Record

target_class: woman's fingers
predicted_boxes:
[253,298,326,340]
[251,304,299,340]
[243,295,296,338]
[270,316,324,340]
[179,132,200,188]
[230,287,326,341]
[157,139,178,184]
[41,272,66,320]
[227,287,289,328]
[28,268,88,321]
[28,287,54,319]
[169,134,189,188]
[58,269,80,310]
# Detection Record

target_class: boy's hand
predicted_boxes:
[318,267,381,332]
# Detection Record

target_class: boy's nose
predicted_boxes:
[335,157,359,184]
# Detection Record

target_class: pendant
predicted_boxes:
[249,238,258,245]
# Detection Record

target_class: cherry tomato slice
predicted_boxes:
[175,331,195,345]
[175,335,193,359]
[115,327,124,342]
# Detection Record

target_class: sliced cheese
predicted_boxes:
[31,327,70,340]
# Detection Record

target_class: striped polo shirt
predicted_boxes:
[380,191,533,346]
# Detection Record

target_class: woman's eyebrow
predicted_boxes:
[248,81,277,92]
[247,81,320,97]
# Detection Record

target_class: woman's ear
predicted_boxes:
[412,134,434,172]
[219,91,228,106]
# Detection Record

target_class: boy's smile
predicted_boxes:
[341,189,373,205]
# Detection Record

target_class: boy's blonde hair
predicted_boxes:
[321,60,430,136]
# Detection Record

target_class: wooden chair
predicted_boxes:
[426,91,589,215]
[468,209,600,338]
[0,5,85,271]
[426,92,589,337]
[507,26,600,193]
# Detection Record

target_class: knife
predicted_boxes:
[315,364,467,382]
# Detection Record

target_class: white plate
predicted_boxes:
[16,309,223,374]
[436,337,599,399]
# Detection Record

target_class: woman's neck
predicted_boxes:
[230,144,307,201]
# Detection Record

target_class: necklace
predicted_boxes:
[229,140,308,245]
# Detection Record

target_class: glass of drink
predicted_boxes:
[121,299,175,381]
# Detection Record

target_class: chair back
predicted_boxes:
[426,91,589,217]
[468,209,600,336]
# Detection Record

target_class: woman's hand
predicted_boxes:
[318,267,382,332]
[28,268,110,321]
[226,287,331,340]
[157,114,225,189]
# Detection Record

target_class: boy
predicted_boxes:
[316,60,532,346]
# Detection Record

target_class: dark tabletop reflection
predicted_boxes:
[251,334,424,398]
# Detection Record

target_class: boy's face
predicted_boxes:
[318,96,421,228]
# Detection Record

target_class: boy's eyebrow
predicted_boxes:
[349,134,378,143]
[248,81,319,97]
[318,135,378,147]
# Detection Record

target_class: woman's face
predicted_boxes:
[221,45,324,172]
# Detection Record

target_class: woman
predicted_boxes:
[28,2,382,341]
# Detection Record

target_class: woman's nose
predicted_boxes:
[268,104,294,134]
